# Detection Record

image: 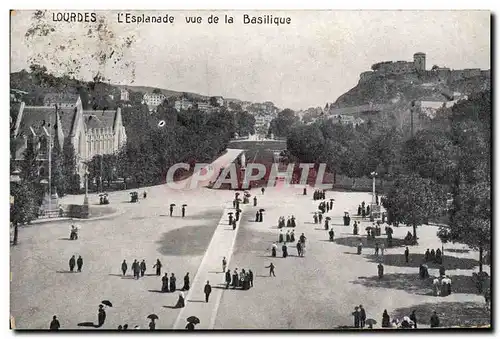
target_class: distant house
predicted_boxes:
[43,92,80,108]
[174,97,194,112]
[213,96,224,107]
[143,92,166,107]
[328,114,364,127]
[120,89,129,102]
[12,95,127,187]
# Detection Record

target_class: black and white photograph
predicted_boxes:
[8,9,491,330]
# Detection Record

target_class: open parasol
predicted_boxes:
[101,300,113,307]
[259,209,265,212]
[186,316,200,324]
[170,203,176,207]
[147,314,159,320]
[365,319,377,328]
[228,212,234,215]
[325,217,331,221]
[182,204,188,207]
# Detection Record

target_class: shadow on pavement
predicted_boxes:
[391,301,490,327]
[156,225,218,256]
[56,270,76,273]
[352,273,481,295]
[148,290,164,293]
[77,322,98,328]
[366,254,479,270]
[334,236,411,249]
[188,300,205,303]
[58,238,72,241]
[163,305,180,309]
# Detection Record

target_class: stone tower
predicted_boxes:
[413,52,426,71]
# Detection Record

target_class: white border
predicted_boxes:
[2,2,497,339]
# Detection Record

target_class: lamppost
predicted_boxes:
[370,171,377,222]
[10,169,21,245]
[83,164,89,206]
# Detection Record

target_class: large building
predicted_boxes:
[143,92,166,112]
[12,93,127,188]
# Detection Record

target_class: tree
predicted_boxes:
[268,109,299,138]
[20,138,40,183]
[382,173,446,241]
[11,181,40,244]
[209,96,220,107]
[152,88,162,94]
[287,124,325,163]
[235,111,256,136]
[438,182,490,272]
[62,138,80,194]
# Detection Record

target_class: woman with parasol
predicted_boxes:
[182,204,187,217]
[228,212,234,225]
[269,242,278,257]
[169,203,175,217]
[313,212,318,224]
[324,217,331,230]
[147,314,158,330]
[186,316,199,330]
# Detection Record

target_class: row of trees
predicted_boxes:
[280,92,490,269]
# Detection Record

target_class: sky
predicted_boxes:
[10,10,491,110]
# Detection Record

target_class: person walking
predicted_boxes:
[225,269,231,289]
[121,260,127,276]
[169,273,177,292]
[328,228,334,242]
[381,310,390,328]
[404,247,410,264]
[222,257,227,272]
[282,243,288,258]
[131,260,138,278]
[261,187,265,195]
[375,242,380,256]
[380,243,385,256]
[204,281,212,302]
[248,269,254,287]
[133,259,141,279]
[254,196,257,206]
[409,310,417,329]
[49,315,60,330]
[162,273,169,292]
[140,260,147,277]
[169,204,174,217]
[359,305,366,328]
[69,255,76,272]
[77,256,83,272]
[352,307,360,328]
[149,319,156,330]
[265,263,276,277]
[296,241,302,257]
[182,205,186,218]
[430,311,440,328]
[97,304,106,327]
[153,259,162,276]
[182,272,190,291]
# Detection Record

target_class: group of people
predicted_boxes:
[159,272,189,293]
[277,215,296,228]
[225,268,254,290]
[357,201,370,219]
[68,255,83,272]
[254,210,264,222]
[120,258,164,279]
[424,248,443,264]
[313,189,327,201]
[313,212,323,225]
[169,204,187,217]
[432,276,452,297]
[318,200,333,214]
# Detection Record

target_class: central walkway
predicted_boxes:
[172,200,251,329]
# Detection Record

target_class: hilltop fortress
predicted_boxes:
[359,52,490,83]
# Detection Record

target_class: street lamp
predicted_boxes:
[370,171,377,221]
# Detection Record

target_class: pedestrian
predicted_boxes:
[153,259,162,276]
[430,249,436,261]
[255,211,259,222]
[254,196,257,206]
[303,187,307,195]
[318,213,323,224]
[291,215,296,227]
[222,257,227,272]
[359,305,366,328]
[143,191,147,199]
[121,260,127,275]
[133,259,140,279]
[175,292,185,308]
[352,306,360,328]
[204,280,212,302]
[296,241,302,257]
[357,205,361,216]
[170,273,177,292]
[182,272,190,291]
[329,228,334,241]
[270,242,277,257]
[259,210,264,222]
[225,269,231,289]
[290,230,295,242]
[69,255,76,272]
[374,242,380,256]
[182,205,186,217]
[282,243,288,258]
[123,324,128,330]
[232,269,238,288]
[149,319,156,330]
[405,247,410,264]
[279,230,284,243]
[439,265,446,277]
[380,243,385,256]
[169,205,174,217]
[229,213,234,225]
[313,213,318,224]
[132,260,138,278]
[140,260,147,277]
[235,210,240,222]
[162,273,169,292]
[49,315,60,330]
[118,325,122,330]
[424,249,430,262]
[77,255,83,272]
[409,310,417,329]
[430,311,440,328]
[261,187,265,195]
[232,218,237,230]
[381,310,390,327]
[357,242,363,255]
[286,230,291,243]
[265,263,276,277]
[248,269,254,287]
[378,263,384,279]
[186,321,195,330]
[97,304,106,327]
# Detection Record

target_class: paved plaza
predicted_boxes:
[10,150,489,330]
